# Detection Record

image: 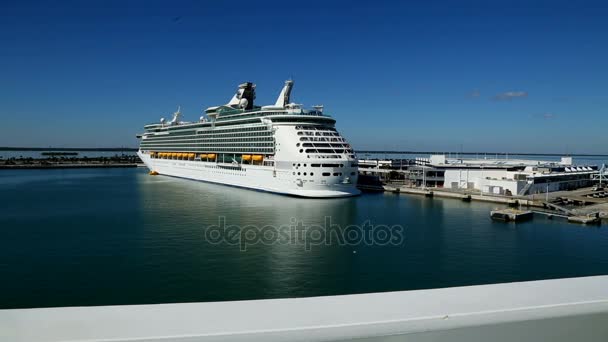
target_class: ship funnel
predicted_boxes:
[228,82,256,110]
[274,80,294,108]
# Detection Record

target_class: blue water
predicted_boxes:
[1,167,608,309]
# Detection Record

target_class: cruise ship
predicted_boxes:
[137,81,360,197]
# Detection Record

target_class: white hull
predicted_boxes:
[138,152,360,198]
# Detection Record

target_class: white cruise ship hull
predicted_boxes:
[138,152,360,198]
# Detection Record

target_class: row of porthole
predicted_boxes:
[293,163,346,168]
[292,172,348,177]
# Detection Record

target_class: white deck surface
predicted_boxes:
[2,275,608,341]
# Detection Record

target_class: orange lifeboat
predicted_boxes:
[252,155,263,162]
[242,154,252,161]
[207,153,217,160]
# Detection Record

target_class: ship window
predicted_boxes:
[310,172,314,176]
[333,172,342,176]
[298,172,301,175]
[311,164,320,167]
[303,172,307,176]
[299,149,303,153]
[322,172,330,176]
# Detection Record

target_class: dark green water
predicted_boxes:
[1,168,608,309]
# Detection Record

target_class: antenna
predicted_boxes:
[170,105,182,125]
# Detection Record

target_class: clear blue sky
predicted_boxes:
[1,0,607,154]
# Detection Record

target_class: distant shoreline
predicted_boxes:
[0,147,606,158]
[0,147,138,152]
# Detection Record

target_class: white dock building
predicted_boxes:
[425,155,598,196]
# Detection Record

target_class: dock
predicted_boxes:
[376,184,605,225]
[490,208,534,222]
[567,213,602,225]
[384,185,528,206]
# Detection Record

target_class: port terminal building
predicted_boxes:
[358,155,599,196]
[418,155,598,196]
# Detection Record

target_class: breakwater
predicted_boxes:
[0,155,142,169]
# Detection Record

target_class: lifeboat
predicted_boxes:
[188,153,195,159]
[252,155,263,162]
[207,153,217,160]
[149,171,159,175]
[172,153,178,158]
[242,154,252,161]
[200,154,208,159]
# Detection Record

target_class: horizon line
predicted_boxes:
[1,147,607,158]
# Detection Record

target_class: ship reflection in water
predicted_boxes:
[1,168,608,309]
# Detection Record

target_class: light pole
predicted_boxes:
[480,165,484,197]
[422,166,426,190]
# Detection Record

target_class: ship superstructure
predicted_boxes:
[137,81,360,197]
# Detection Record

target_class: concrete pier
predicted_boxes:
[373,183,607,225]
[384,186,531,206]
[490,209,534,222]
[568,213,602,225]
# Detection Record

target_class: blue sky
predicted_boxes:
[1,0,607,154]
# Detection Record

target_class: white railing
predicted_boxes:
[1,276,608,341]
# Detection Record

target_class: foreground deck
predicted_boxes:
[1,275,608,341]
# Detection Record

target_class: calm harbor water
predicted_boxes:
[2,167,608,309]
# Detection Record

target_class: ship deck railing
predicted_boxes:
[2,275,608,341]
